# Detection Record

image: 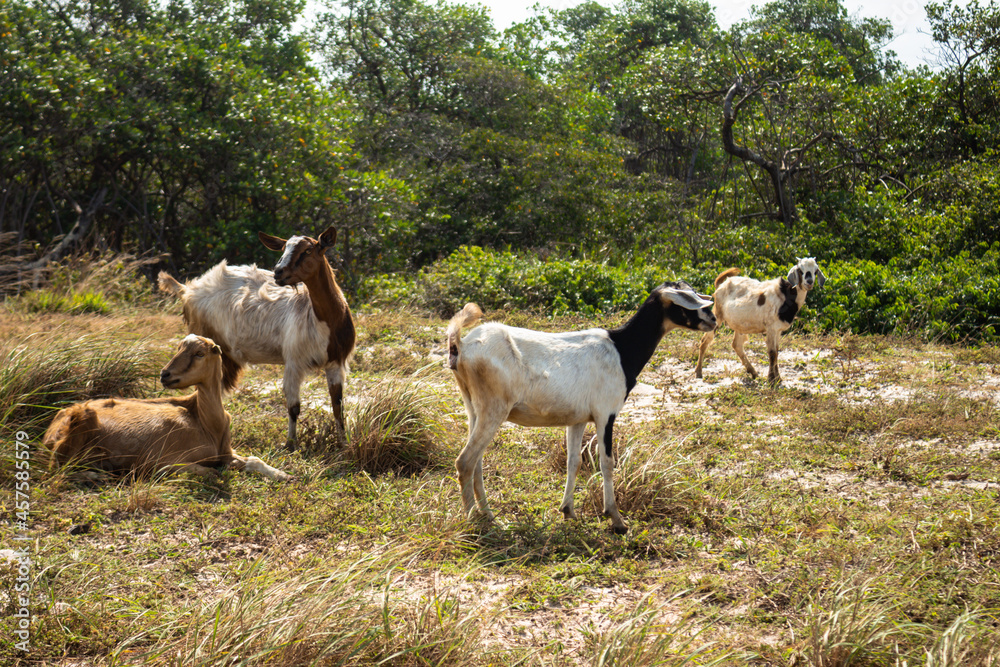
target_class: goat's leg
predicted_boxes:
[325,365,347,441]
[164,462,220,477]
[766,329,782,385]
[455,406,504,521]
[473,458,489,514]
[732,332,758,378]
[227,454,292,482]
[282,366,306,451]
[595,414,626,534]
[461,393,492,514]
[560,422,588,520]
[695,330,715,378]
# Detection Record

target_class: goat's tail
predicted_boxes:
[446,303,483,370]
[714,268,741,288]
[157,271,185,297]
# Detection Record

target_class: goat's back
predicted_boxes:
[177,262,330,368]
[44,396,229,473]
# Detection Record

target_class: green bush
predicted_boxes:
[362,245,999,343]
[810,245,1000,341]
[364,246,688,316]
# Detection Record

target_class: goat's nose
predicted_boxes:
[160,370,171,383]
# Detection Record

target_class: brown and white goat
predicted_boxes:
[695,257,826,384]
[43,335,291,480]
[158,226,356,450]
[446,282,716,534]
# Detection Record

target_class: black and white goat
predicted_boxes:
[158,227,356,449]
[446,282,716,534]
[695,257,825,384]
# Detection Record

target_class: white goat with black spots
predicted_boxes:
[446,282,716,534]
[695,257,825,384]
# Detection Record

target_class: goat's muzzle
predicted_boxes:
[160,370,178,388]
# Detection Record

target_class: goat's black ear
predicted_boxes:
[259,231,286,251]
[817,267,827,288]
[211,344,222,355]
[319,226,338,248]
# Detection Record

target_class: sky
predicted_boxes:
[475,0,942,69]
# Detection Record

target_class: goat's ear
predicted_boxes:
[259,231,286,251]
[816,267,827,288]
[318,226,338,248]
[660,288,713,310]
[786,265,800,287]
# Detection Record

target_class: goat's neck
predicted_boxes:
[796,286,811,308]
[302,259,349,329]
[607,299,665,394]
[193,369,229,441]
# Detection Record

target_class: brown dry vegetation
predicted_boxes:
[2,274,999,666]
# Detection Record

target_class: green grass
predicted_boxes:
[2,290,1000,666]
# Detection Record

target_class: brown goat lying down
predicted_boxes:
[43,335,291,481]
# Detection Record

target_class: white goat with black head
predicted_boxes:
[695,257,825,384]
[446,281,716,534]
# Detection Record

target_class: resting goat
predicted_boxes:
[446,282,716,534]
[159,226,356,450]
[695,257,825,384]
[44,335,291,480]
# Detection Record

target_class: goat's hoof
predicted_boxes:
[561,506,577,520]
[611,523,628,535]
[284,440,297,452]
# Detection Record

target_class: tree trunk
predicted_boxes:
[721,82,798,225]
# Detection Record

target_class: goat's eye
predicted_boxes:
[195,352,205,357]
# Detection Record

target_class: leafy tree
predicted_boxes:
[926,0,1000,156]
[737,0,899,83]
[0,0,359,272]
[312,0,495,116]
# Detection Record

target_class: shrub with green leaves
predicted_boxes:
[363,246,697,316]
[810,246,1000,341]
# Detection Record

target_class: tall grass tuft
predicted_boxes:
[583,438,720,529]
[582,596,735,666]
[796,580,917,667]
[343,379,445,475]
[0,333,158,433]
[924,609,1000,667]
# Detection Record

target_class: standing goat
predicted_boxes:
[446,282,716,534]
[158,226,356,449]
[44,335,291,480]
[695,257,825,384]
